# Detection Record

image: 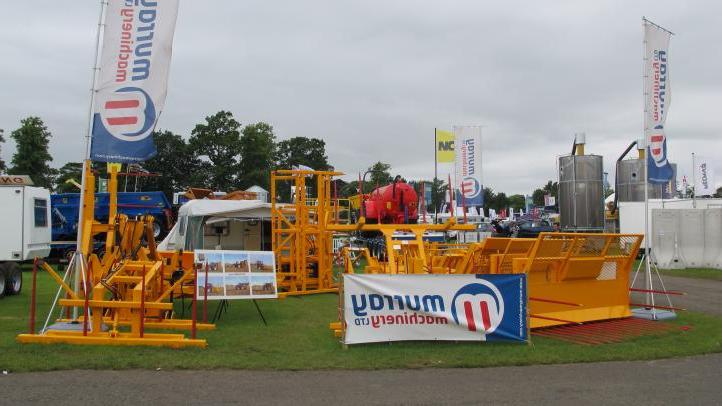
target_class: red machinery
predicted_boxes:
[363,177,418,224]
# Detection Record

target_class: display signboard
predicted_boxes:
[0,175,34,186]
[90,0,180,163]
[453,126,483,206]
[194,250,277,300]
[343,274,527,344]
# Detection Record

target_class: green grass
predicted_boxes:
[1,269,721,372]
[657,268,722,281]
[630,260,722,281]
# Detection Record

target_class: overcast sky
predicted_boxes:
[1,1,720,194]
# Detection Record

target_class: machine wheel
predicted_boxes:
[152,219,163,239]
[64,249,76,264]
[0,266,6,299]
[2,262,22,295]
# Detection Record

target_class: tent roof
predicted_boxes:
[246,185,268,193]
[177,199,273,218]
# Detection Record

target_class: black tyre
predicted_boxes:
[152,219,163,240]
[0,266,6,299]
[64,248,76,263]
[3,262,22,295]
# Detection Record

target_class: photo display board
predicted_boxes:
[194,250,278,300]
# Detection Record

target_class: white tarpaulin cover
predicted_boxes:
[158,200,274,251]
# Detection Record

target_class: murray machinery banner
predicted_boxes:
[694,157,716,196]
[90,0,180,163]
[453,126,483,206]
[343,274,527,344]
[644,22,674,184]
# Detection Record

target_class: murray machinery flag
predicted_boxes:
[694,157,716,196]
[343,274,527,344]
[644,21,674,184]
[90,0,180,163]
[453,126,483,206]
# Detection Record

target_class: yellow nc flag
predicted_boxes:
[106,162,122,174]
[436,129,455,163]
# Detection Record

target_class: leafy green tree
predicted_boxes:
[339,162,394,197]
[542,180,559,197]
[542,180,560,208]
[8,117,54,187]
[490,192,509,212]
[188,111,242,190]
[482,187,495,213]
[0,128,6,173]
[429,178,448,213]
[238,122,276,190]
[509,194,525,211]
[142,130,198,198]
[366,161,392,188]
[53,162,83,193]
[532,188,545,206]
[715,186,722,198]
[273,136,330,200]
[275,137,330,171]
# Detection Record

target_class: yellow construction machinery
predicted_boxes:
[18,162,212,348]
[271,169,475,295]
[332,231,643,335]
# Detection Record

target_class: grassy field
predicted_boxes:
[657,268,722,281]
[0,270,721,372]
[630,260,722,281]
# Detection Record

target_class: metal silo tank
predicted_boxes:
[616,159,677,201]
[558,154,604,231]
[616,159,650,201]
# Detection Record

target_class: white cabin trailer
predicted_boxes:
[0,175,51,296]
[158,199,274,252]
[0,176,51,261]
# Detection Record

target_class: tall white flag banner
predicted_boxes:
[694,158,716,196]
[90,0,180,163]
[453,126,483,206]
[644,22,674,184]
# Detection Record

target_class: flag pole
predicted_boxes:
[642,17,656,317]
[73,0,106,318]
[434,128,438,224]
[692,152,696,208]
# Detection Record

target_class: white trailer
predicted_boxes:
[0,175,51,298]
[618,198,722,248]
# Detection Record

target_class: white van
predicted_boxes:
[0,175,51,297]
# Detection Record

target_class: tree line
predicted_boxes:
[0,111,332,200]
[4,114,719,205]
[0,115,607,212]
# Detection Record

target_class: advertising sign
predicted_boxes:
[194,250,277,300]
[694,157,716,196]
[435,129,455,163]
[0,175,34,186]
[453,126,483,206]
[90,0,180,163]
[544,194,556,207]
[644,21,674,184]
[343,274,527,344]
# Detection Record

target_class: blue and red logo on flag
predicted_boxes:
[647,125,674,184]
[90,87,158,163]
